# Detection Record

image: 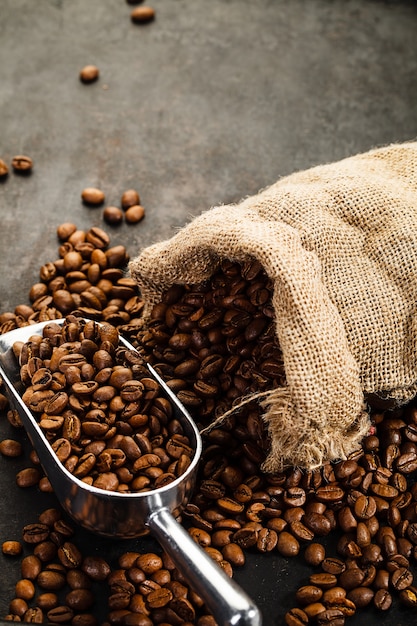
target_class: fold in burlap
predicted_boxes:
[130,142,417,471]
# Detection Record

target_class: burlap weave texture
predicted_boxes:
[130,142,417,471]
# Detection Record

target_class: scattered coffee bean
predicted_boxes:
[121,189,140,210]
[0,438,23,457]
[103,206,124,225]
[130,6,155,24]
[2,541,22,556]
[81,187,105,206]
[11,155,33,173]
[79,65,100,84]
[125,204,145,224]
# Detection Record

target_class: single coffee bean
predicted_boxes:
[0,438,23,457]
[131,6,155,24]
[284,607,309,626]
[125,205,145,224]
[35,592,59,611]
[2,540,23,556]
[81,556,111,581]
[65,589,95,611]
[79,65,99,83]
[316,608,345,625]
[373,588,392,610]
[309,573,338,589]
[121,189,140,209]
[12,155,33,173]
[321,558,346,576]
[304,542,326,566]
[277,532,300,557]
[21,555,42,579]
[23,607,44,622]
[222,542,245,567]
[15,578,36,601]
[57,541,82,568]
[46,605,74,623]
[81,188,105,206]
[104,206,124,225]
[295,585,323,605]
[22,523,50,544]
[399,586,417,608]
[346,586,374,608]
[391,566,413,590]
[36,570,66,591]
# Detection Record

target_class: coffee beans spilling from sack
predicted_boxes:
[2,222,417,624]
[14,316,194,492]
[135,257,285,431]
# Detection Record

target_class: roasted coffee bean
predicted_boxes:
[121,189,140,210]
[295,585,323,605]
[316,608,345,625]
[65,589,95,611]
[390,566,413,590]
[67,569,93,590]
[36,570,66,591]
[321,558,346,576]
[12,155,33,173]
[222,543,245,566]
[284,607,309,626]
[373,588,392,610]
[256,527,278,552]
[57,542,82,568]
[399,586,417,608]
[81,188,105,206]
[304,542,326,566]
[22,523,50,544]
[79,65,99,83]
[125,205,145,224]
[104,205,124,225]
[309,573,338,589]
[81,556,111,581]
[47,605,74,623]
[2,540,22,556]
[21,555,42,579]
[277,532,300,557]
[0,439,23,457]
[15,578,35,601]
[23,607,44,622]
[346,586,374,608]
[35,592,59,611]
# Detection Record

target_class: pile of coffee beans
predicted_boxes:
[135,257,285,425]
[2,506,110,625]
[13,316,194,493]
[2,225,417,625]
[0,223,144,337]
[1,504,219,626]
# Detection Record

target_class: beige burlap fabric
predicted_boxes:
[130,142,417,472]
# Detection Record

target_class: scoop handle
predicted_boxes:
[147,507,261,626]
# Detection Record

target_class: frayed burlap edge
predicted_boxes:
[200,386,370,473]
[258,387,370,472]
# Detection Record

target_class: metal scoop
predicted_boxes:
[0,319,261,626]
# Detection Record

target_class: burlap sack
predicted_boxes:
[129,142,417,472]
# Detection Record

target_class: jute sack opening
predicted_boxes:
[130,142,417,472]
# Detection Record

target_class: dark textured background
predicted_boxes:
[1,1,417,624]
